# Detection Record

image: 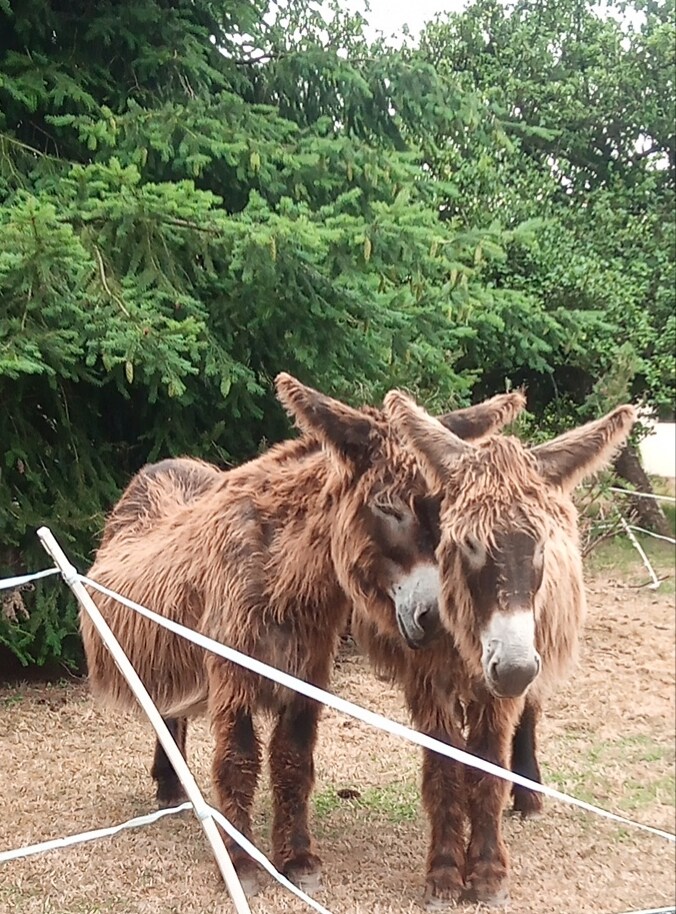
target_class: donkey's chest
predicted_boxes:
[253,606,346,710]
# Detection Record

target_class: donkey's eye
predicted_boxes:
[372,503,405,522]
[533,542,545,570]
[459,535,486,567]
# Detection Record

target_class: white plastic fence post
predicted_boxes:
[618,515,661,589]
[37,526,252,914]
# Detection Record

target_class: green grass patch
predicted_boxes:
[623,774,675,810]
[542,732,675,816]
[358,781,420,822]
[586,534,675,589]
[313,786,343,819]
[314,780,420,824]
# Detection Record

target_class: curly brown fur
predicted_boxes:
[83,379,523,892]
[84,381,523,891]
[380,392,636,905]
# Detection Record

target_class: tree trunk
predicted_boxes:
[613,444,671,536]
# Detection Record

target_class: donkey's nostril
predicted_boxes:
[411,602,440,640]
[415,605,429,622]
[489,656,540,698]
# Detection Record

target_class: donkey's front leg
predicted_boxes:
[151,717,188,807]
[511,696,544,818]
[464,697,522,906]
[269,696,323,891]
[209,664,263,895]
[406,681,466,908]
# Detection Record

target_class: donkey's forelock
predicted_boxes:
[440,436,556,550]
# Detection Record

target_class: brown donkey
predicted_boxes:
[82,375,523,894]
[377,391,636,906]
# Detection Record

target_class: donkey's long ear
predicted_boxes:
[384,390,473,490]
[531,405,637,492]
[275,373,378,468]
[438,389,526,441]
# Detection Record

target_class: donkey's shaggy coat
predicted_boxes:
[82,376,523,894]
[377,392,637,906]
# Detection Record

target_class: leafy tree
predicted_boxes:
[1,0,672,667]
[417,0,675,418]
[0,0,520,665]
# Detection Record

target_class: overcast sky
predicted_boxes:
[342,0,468,41]
[331,0,642,42]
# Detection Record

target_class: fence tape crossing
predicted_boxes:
[79,572,676,843]
[35,528,253,914]
[0,531,674,914]
[0,800,334,914]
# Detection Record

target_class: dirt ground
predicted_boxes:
[0,551,674,914]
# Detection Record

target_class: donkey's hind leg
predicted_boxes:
[151,717,188,807]
[269,696,323,891]
[510,697,544,818]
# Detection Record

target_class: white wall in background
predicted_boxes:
[639,423,676,479]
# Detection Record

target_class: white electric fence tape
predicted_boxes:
[619,516,662,589]
[207,807,333,914]
[0,567,60,590]
[36,527,253,914]
[616,908,675,914]
[0,800,334,914]
[628,525,676,546]
[609,487,676,504]
[74,569,675,844]
[1,530,672,914]
[0,802,191,863]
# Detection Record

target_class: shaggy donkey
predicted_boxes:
[375,391,636,907]
[98,394,524,809]
[82,374,523,894]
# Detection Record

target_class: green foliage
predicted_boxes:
[0,0,516,665]
[418,0,675,417]
[0,0,673,666]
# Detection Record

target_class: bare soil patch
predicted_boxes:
[0,556,674,914]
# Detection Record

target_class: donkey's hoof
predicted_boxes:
[463,876,510,908]
[290,868,323,894]
[155,786,188,809]
[284,853,323,893]
[463,888,510,909]
[424,866,464,909]
[230,859,265,898]
[511,791,544,820]
[238,870,265,898]
[222,849,265,898]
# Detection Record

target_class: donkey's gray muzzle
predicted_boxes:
[481,609,541,698]
[391,563,442,649]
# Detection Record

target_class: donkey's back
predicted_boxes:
[101,457,222,547]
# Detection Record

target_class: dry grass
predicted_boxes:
[0,550,674,914]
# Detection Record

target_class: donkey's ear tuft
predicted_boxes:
[384,390,473,489]
[275,373,311,423]
[438,389,527,441]
[532,404,637,492]
[275,372,377,469]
